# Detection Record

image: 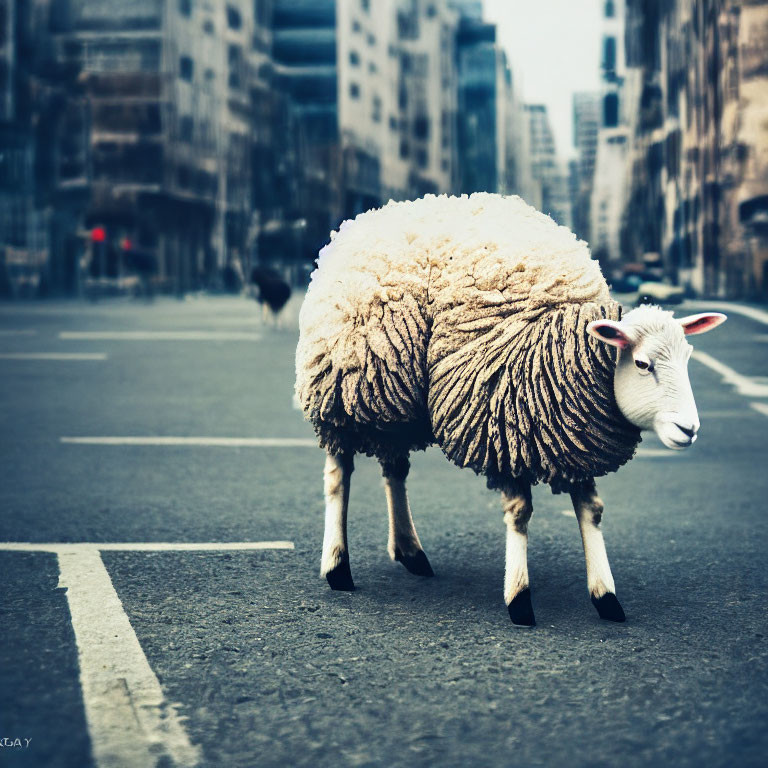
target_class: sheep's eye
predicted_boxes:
[635,358,653,372]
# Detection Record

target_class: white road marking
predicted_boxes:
[0,541,295,552]
[750,402,768,419]
[1,540,294,767]
[561,509,576,518]
[683,300,768,326]
[0,329,37,336]
[636,449,681,458]
[0,352,107,361]
[691,350,768,397]
[61,436,318,448]
[60,331,260,341]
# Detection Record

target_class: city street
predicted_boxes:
[1,294,767,768]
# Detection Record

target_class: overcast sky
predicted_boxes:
[483,0,603,163]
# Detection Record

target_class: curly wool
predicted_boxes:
[296,193,641,491]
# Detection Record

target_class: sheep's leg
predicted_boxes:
[381,455,434,577]
[501,482,535,626]
[321,452,355,591]
[570,480,626,622]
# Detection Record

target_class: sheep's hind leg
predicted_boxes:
[321,452,355,591]
[381,455,434,577]
[570,480,625,622]
[501,481,535,626]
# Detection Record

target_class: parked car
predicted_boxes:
[636,282,685,305]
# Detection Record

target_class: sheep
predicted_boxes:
[295,193,726,626]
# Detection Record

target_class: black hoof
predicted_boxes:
[326,555,355,591]
[508,588,536,626]
[395,548,435,577]
[591,592,626,622]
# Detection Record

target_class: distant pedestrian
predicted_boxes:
[250,266,292,326]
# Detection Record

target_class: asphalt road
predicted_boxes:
[1,294,767,768]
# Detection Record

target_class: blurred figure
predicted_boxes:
[250,266,292,326]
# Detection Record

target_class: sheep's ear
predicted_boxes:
[678,312,727,336]
[587,319,633,349]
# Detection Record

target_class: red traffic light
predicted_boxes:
[91,227,106,243]
[121,238,133,251]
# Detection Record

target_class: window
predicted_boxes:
[179,55,194,81]
[349,82,360,99]
[416,148,428,169]
[399,140,409,158]
[367,33,376,46]
[352,20,361,32]
[389,115,398,130]
[604,0,615,17]
[179,116,194,142]
[227,5,242,29]
[349,50,360,66]
[372,95,381,123]
[204,68,215,81]
[603,92,618,127]
[414,115,429,140]
[179,0,192,17]
[203,19,214,34]
[228,44,242,88]
[361,0,370,12]
[368,61,377,74]
[603,36,616,72]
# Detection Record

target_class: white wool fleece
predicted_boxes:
[296,193,641,491]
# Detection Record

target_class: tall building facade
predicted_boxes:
[2,0,537,295]
[615,0,768,298]
[571,91,600,241]
[525,103,570,226]
[590,0,631,267]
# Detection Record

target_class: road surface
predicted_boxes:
[1,295,766,767]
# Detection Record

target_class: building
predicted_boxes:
[524,103,570,227]
[590,0,631,267]
[617,0,768,299]
[0,0,61,295]
[571,91,600,241]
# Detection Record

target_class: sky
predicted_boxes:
[483,0,603,163]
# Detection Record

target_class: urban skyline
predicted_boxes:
[1,0,766,300]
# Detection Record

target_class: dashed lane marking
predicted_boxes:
[0,352,107,361]
[751,402,768,419]
[61,436,318,448]
[59,331,261,341]
[0,541,294,767]
[691,350,768,398]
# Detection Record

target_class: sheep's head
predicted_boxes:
[587,305,726,450]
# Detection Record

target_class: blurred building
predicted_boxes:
[571,91,600,241]
[0,0,62,295]
[601,0,768,299]
[524,103,570,226]
[590,0,631,267]
[394,0,459,197]
[2,0,537,295]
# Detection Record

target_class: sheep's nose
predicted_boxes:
[675,423,697,438]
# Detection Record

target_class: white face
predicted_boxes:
[587,308,727,450]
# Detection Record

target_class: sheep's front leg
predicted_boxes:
[570,480,625,622]
[381,455,434,577]
[501,482,535,626]
[321,452,355,591]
